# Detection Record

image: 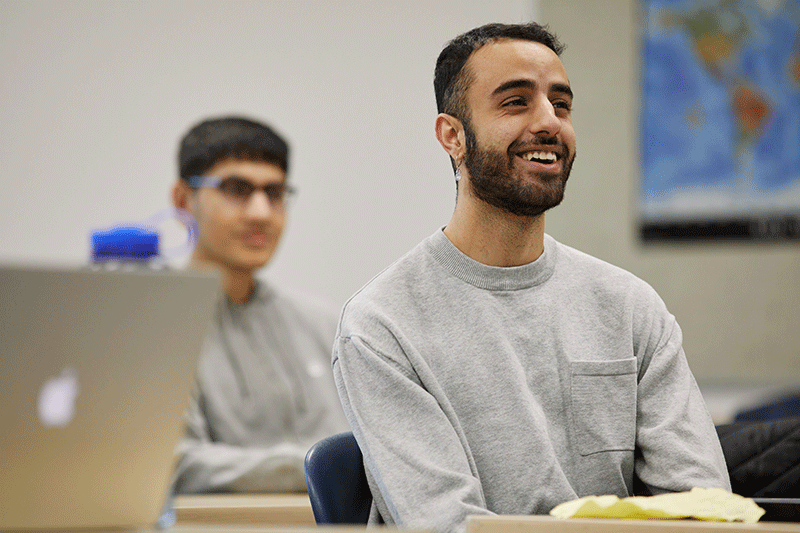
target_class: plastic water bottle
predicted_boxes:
[89,208,198,270]
[90,226,162,270]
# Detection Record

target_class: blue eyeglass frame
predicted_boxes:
[186,175,296,202]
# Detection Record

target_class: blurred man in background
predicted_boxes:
[171,116,347,493]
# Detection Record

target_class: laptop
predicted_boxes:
[753,498,800,522]
[0,264,219,531]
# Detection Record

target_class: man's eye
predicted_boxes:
[553,101,572,111]
[503,97,526,107]
[263,185,284,201]
[219,178,254,198]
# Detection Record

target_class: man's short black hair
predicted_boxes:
[178,116,290,180]
[434,22,565,121]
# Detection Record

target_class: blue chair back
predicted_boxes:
[304,431,372,524]
[735,390,800,422]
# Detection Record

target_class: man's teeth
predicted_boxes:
[523,151,558,162]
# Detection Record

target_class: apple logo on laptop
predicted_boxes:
[38,367,80,427]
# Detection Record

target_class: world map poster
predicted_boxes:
[640,0,800,242]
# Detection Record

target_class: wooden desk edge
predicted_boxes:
[466,515,800,533]
[173,493,315,526]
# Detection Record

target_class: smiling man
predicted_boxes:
[332,23,730,533]
[170,116,348,493]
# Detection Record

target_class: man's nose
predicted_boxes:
[243,190,273,218]
[530,95,561,136]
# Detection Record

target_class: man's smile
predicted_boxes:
[241,229,270,247]
[513,146,565,172]
[520,150,559,163]
[510,137,567,170]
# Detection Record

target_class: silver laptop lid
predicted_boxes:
[0,265,219,531]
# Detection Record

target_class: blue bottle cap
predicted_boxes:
[91,227,159,261]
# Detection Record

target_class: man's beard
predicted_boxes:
[463,122,575,217]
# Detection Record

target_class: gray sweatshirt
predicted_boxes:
[333,229,730,533]
[173,279,348,494]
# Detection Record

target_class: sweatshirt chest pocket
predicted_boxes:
[570,358,637,456]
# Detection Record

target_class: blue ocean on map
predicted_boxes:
[641,0,800,220]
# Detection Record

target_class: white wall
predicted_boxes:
[0,0,536,303]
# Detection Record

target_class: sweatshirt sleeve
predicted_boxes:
[171,389,308,494]
[632,294,731,494]
[333,333,492,533]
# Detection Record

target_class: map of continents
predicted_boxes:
[641,0,800,228]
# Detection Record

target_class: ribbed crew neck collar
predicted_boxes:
[225,278,273,309]
[425,228,556,291]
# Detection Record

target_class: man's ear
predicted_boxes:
[435,113,466,163]
[171,180,192,211]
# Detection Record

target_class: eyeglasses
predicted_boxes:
[187,175,296,206]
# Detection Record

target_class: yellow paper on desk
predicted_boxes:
[550,487,765,523]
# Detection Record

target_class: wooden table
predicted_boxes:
[467,515,800,533]
[172,493,315,526]
[167,524,418,533]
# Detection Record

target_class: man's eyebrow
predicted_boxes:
[552,83,573,99]
[491,79,574,100]
[491,79,534,96]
